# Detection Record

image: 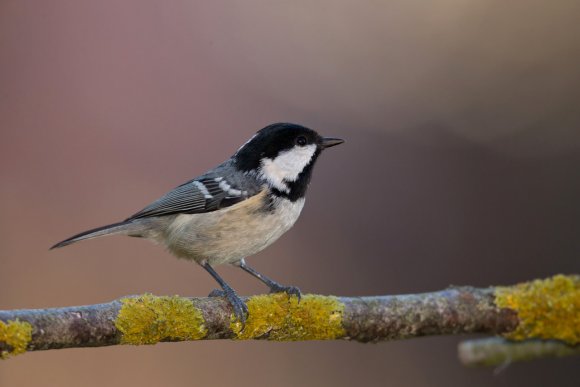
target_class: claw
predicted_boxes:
[269,284,302,302]
[208,288,248,326]
[208,289,225,297]
[224,288,248,325]
[201,262,248,325]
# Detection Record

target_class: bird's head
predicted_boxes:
[234,123,344,200]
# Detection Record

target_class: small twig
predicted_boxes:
[458,338,580,367]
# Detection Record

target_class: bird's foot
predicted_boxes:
[209,287,248,325]
[269,284,302,302]
[208,289,225,297]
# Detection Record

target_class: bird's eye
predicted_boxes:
[296,136,307,146]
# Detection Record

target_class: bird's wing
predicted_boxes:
[126,174,261,220]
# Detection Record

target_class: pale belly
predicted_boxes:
[160,192,305,265]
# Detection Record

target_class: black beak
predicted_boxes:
[321,137,345,149]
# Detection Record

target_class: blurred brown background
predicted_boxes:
[1,1,579,386]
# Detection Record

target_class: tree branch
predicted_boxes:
[1,275,578,365]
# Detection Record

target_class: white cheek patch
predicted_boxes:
[260,144,317,192]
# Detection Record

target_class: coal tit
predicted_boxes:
[51,123,344,322]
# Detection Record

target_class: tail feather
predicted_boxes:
[50,220,139,249]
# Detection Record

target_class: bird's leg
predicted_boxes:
[201,261,248,324]
[236,259,301,301]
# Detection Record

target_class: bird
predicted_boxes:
[51,122,344,323]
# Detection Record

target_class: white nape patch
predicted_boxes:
[260,144,316,192]
[193,181,213,199]
[235,133,257,154]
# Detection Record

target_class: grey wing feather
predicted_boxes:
[126,181,207,219]
[126,165,262,220]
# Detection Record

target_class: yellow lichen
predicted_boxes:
[115,294,207,345]
[231,294,345,340]
[495,274,580,344]
[0,320,33,359]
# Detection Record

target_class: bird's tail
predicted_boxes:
[50,220,145,249]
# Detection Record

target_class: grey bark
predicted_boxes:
[0,287,517,352]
